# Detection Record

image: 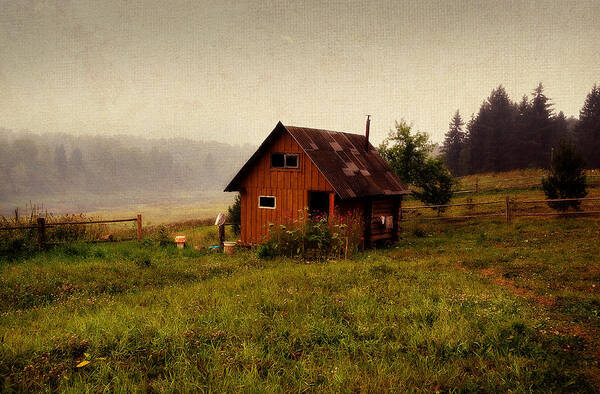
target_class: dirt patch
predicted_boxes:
[480,268,497,276]
[478,267,555,307]
[461,261,600,388]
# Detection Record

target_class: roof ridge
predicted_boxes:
[283,124,365,138]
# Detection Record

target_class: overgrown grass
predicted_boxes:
[1,216,599,391]
[456,168,600,192]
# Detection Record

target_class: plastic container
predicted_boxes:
[175,235,186,249]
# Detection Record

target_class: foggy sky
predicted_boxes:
[1,0,599,146]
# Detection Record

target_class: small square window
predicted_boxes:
[271,153,285,168]
[285,154,298,168]
[259,196,276,209]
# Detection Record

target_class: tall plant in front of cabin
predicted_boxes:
[257,209,363,260]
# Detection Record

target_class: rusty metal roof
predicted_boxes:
[224,122,410,199]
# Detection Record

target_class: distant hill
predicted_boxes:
[0,128,255,210]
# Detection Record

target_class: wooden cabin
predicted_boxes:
[224,121,410,247]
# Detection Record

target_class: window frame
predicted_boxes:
[258,195,276,209]
[284,153,299,169]
[270,152,299,169]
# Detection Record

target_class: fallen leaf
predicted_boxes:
[76,360,90,368]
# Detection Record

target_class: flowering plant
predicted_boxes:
[257,208,363,260]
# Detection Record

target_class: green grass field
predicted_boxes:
[1,215,599,392]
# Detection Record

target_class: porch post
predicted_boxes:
[328,192,335,222]
[392,196,400,243]
[363,197,372,249]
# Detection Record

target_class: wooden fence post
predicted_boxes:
[475,177,479,193]
[505,196,511,223]
[136,214,143,241]
[218,224,225,251]
[37,217,46,249]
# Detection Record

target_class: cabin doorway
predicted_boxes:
[308,191,330,218]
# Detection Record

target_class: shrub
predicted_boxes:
[134,254,152,267]
[412,227,427,238]
[227,193,241,235]
[154,225,172,246]
[256,242,278,260]
[541,139,588,211]
[257,209,363,260]
[412,158,456,212]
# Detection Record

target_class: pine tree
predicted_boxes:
[458,114,475,174]
[542,139,587,211]
[529,83,555,167]
[553,111,569,151]
[466,86,517,173]
[512,95,533,169]
[441,110,465,175]
[575,84,600,168]
[70,147,84,170]
[54,144,68,177]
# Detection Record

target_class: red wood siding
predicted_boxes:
[239,131,333,245]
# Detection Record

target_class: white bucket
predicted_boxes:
[223,241,237,255]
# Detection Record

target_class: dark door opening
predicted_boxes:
[308,191,330,219]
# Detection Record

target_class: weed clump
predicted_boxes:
[256,242,278,260]
[135,255,152,267]
[132,250,153,267]
[412,227,427,238]
[257,210,363,260]
[154,225,172,246]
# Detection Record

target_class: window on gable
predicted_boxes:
[259,196,276,209]
[271,153,285,168]
[271,153,299,169]
[285,154,298,168]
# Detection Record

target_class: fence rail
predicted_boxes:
[0,214,143,248]
[400,196,600,223]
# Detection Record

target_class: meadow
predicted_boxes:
[1,172,599,391]
[1,214,599,392]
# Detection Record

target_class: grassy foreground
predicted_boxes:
[1,217,599,392]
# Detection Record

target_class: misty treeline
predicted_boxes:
[0,129,254,200]
[441,83,600,176]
